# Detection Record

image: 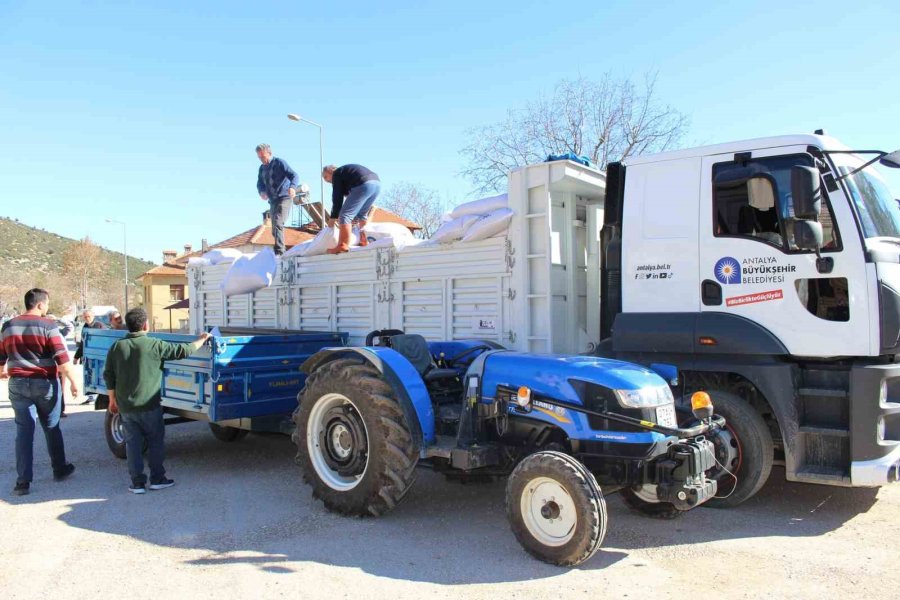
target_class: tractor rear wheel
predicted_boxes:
[293,358,419,517]
[506,451,606,566]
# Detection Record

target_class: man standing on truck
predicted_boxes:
[0,288,78,496]
[322,164,381,253]
[255,143,300,256]
[103,308,210,494]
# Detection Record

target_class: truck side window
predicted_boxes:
[713,154,840,251]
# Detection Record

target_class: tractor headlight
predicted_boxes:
[613,385,673,409]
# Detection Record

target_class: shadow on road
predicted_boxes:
[0,408,882,584]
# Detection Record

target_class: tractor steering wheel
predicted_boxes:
[444,345,493,368]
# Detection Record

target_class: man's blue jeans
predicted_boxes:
[338,181,381,225]
[8,377,68,484]
[121,406,166,486]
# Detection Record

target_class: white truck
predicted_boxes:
[189,131,900,506]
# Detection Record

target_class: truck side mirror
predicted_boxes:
[794,220,823,251]
[880,150,900,169]
[790,166,821,219]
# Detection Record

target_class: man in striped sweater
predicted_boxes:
[0,288,79,496]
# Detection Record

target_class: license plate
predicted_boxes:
[656,405,678,428]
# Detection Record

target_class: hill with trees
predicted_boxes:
[0,217,154,316]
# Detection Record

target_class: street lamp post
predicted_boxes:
[106,218,128,310]
[287,113,325,225]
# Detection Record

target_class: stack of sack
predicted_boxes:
[350,221,421,252]
[430,193,514,244]
[187,247,244,267]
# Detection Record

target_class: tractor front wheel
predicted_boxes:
[506,451,606,566]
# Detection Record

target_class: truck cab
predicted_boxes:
[599,133,900,501]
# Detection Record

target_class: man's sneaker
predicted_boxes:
[128,483,146,495]
[149,478,175,491]
[13,482,30,496]
[53,463,76,481]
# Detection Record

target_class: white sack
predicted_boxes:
[302,227,339,256]
[448,193,508,219]
[220,247,277,296]
[302,226,359,257]
[350,236,424,252]
[461,208,514,242]
[430,214,480,244]
[187,257,211,267]
[362,221,414,242]
[282,240,312,258]
[202,248,244,265]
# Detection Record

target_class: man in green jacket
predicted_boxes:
[103,308,210,494]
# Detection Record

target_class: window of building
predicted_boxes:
[713,154,840,252]
[169,284,185,301]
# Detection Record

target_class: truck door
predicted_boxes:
[699,146,870,357]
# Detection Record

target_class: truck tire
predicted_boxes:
[619,487,682,519]
[208,423,250,442]
[105,409,127,459]
[701,390,774,508]
[293,358,418,517]
[506,451,606,566]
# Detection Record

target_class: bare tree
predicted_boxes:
[380,182,446,238]
[460,72,689,194]
[61,237,109,308]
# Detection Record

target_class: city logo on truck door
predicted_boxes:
[714,256,796,285]
[714,257,742,284]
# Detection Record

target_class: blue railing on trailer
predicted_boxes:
[82,328,348,425]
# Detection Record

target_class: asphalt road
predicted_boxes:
[1,373,898,600]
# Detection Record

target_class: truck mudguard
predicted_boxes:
[613,312,789,356]
[301,347,436,447]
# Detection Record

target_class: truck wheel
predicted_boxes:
[105,409,127,459]
[619,486,682,519]
[701,390,774,508]
[293,358,419,517]
[208,423,250,442]
[506,451,606,566]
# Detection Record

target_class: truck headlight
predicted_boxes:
[613,385,674,408]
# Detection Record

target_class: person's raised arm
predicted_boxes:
[158,331,210,361]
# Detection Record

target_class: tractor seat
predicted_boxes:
[389,334,459,383]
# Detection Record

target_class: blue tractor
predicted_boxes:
[294,331,726,566]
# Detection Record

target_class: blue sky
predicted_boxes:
[1,0,898,261]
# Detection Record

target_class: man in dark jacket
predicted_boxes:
[256,143,300,256]
[104,308,209,494]
[322,164,381,253]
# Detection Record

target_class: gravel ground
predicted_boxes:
[1,371,898,600]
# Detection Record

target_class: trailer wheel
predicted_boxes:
[293,358,418,517]
[619,486,682,519]
[104,409,148,459]
[699,390,774,508]
[105,409,127,459]
[208,423,250,442]
[506,451,606,566]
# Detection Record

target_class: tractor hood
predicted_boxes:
[479,352,668,406]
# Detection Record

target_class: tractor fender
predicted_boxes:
[301,347,435,447]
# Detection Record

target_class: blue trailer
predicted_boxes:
[82,328,347,457]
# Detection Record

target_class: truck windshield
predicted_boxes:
[832,154,900,238]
